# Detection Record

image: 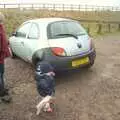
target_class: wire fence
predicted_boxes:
[0,3,120,11]
[1,3,120,35]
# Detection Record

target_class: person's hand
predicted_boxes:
[46,72,55,76]
[51,72,55,76]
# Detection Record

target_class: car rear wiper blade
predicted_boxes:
[78,33,86,35]
[55,33,78,39]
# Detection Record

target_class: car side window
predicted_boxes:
[28,23,39,39]
[16,22,31,38]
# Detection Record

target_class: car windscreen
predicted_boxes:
[47,21,87,39]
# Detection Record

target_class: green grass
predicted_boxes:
[0,9,120,37]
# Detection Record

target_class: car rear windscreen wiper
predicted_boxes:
[79,33,86,35]
[55,33,78,39]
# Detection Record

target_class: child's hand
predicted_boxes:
[46,72,55,76]
[51,72,55,76]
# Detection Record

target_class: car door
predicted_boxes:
[10,22,32,59]
[21,22,40,62]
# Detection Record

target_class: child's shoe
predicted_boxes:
[1,94,12,103]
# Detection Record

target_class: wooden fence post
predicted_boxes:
[85,4,88,13]
[108,24,111,32]
[18,4,20,9]
[31,4,33,9]
[4,4,5,9]
[87,26,90,34]
[118,24,120,31]
[97,23,102,34]
[71,4,73,11]
[43,4,45,9]
[53,4,55,11]
[62,4,64,11]
[79,4,81,11]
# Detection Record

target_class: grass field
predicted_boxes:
[1,9,120,37]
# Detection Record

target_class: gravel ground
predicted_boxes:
[0,33,120,120]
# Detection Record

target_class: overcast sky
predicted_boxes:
[0,0,120,6]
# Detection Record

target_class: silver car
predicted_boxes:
[9,18,96,71]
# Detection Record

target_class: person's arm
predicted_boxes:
[0,24,11,58]
[35,63,47,80]
[0,33,1,53]
[46,71,55,76]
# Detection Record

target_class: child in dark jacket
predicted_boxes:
[35,61,55,115]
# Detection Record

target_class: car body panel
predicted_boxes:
[9,36,27,59]
[48,34,90,56]
[42,47,96,71]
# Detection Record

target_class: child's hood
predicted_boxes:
[36,61,54,74]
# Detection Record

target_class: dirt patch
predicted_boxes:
[0,33,120,120]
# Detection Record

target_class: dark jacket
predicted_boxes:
[0,24,10,64]
[35,61,55,97]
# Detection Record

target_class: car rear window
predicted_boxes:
[47,21,87,39]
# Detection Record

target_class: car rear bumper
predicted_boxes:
[44,48,96,71]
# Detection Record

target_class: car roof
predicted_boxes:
[26,17,75,24]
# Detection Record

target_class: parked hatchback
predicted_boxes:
[9,18,96,71]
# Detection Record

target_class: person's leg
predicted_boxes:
[0,64,11,103]
[0,64,5,97]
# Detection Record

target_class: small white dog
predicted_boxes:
[36,95,53,115]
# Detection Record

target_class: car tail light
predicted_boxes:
[51,47,66,56]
